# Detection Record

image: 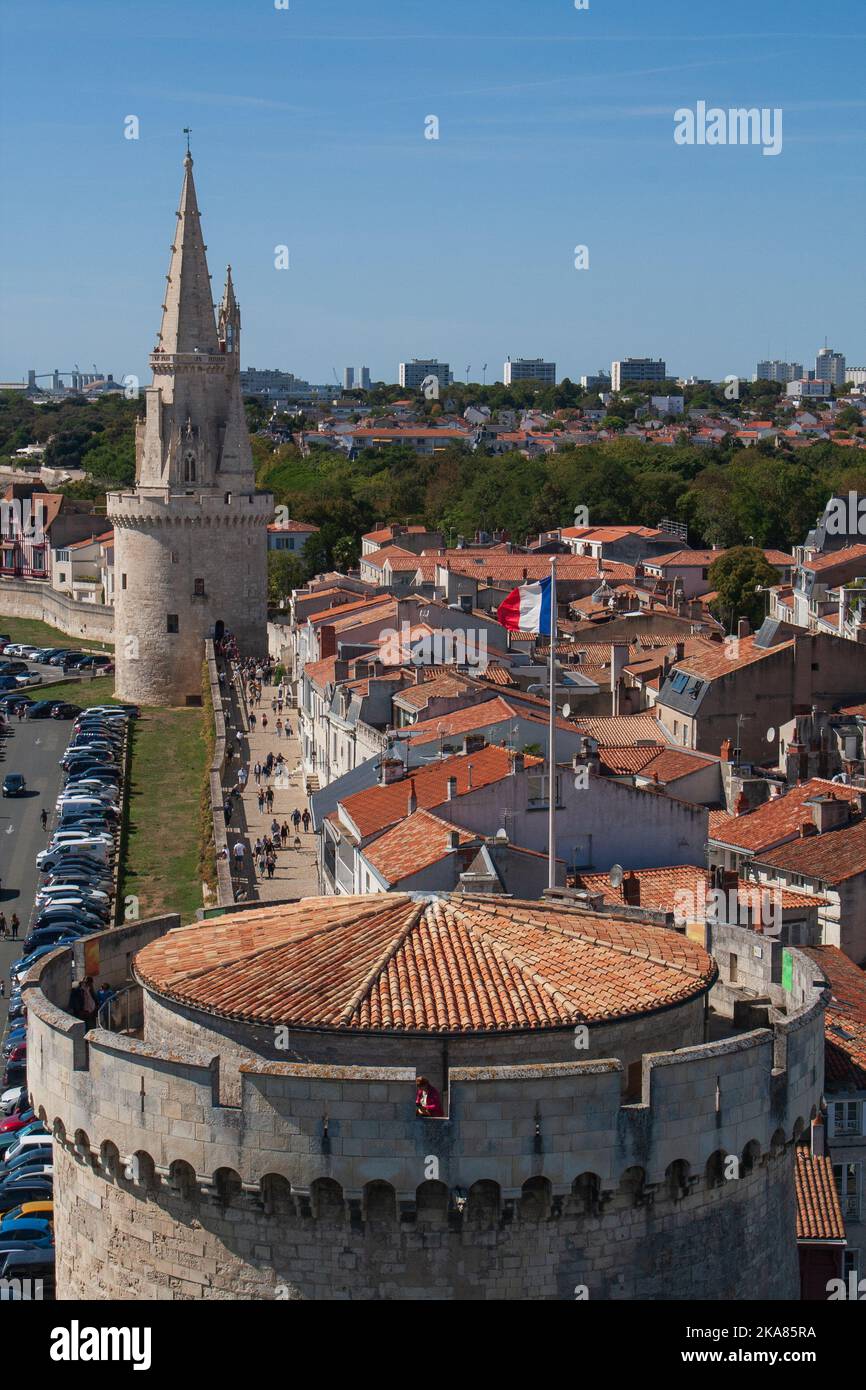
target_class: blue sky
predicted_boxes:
[1,0,864,387]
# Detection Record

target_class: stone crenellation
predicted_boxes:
[25,914,828,1300]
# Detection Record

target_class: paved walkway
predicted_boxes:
[223,676,319,903]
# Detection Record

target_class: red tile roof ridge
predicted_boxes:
[336,897,426,1025]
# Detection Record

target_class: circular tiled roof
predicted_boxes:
[134,893,716,1034]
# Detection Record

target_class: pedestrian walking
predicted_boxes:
[266,785,274,812]
[292,808,302,832]
[266,855,275,880]
[238,766,248,790]
[249,712,257,733]
[261,714,268,731]
[272,698,277,714]
[258,852,266,878]
[280,821,289,847]
[232,841,245,868]
[302,808,311,833]
[276,719,283,739]
[271,818,280,840]
[0,980,5,1000]
[254,761,263,785]
[40,808,48,831]
[0,913,6,938]
[293,835,301,851]
[257,788,266,814]
[10,914,19,940]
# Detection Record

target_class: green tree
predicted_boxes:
[708,547,779,632]
[268,551,305,606]
[332,534,360,571]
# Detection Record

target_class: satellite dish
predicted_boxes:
[562,703,571,719]
[609,864,624,890]
[766,727,776,743]
[495,828,508,843]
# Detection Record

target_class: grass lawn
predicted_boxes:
[120,705,208,924]
[0,615,113,652]
[29,674,118,706]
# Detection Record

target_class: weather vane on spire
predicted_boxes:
[183,127,192,155]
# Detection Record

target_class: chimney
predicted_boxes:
[467,762,474,789]
[810,1115,825,1157]
[511,751,524,775]
[737,617,750,640]
[319,624,337,658]
[808,793,851,834]
[378,757,406,785]
[720,738,733,762]
[446,775,458,800]
[621,872,641,906]
[735,790,749,815]
[596,553,603,577]
[800,820,818,838]
[673,641,685,662]
[407,783,417,815]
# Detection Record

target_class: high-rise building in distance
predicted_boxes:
[815,347,847,386]
[399,359,452,391]
[503,358,556,386]
[611,358,667,392]
[343,367,354,390]
[756,360,804,384]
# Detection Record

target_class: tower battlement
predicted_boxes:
[26,901,827,1300]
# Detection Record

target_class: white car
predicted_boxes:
[0,1087,24,1116]
[14,673,40,687]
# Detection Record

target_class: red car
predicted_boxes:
[4,1045,26,1066]
[0,1115,29,1135]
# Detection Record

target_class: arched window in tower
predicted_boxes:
[225,321,234,353]
[183,450,196,483]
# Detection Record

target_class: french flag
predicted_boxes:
[497,575,553,635]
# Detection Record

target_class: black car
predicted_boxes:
[50,702,83,719]
[1,774,26,798]
[25,700,59,720]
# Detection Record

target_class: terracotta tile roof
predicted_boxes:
[393,673,478,711]
[579,863,822,917]
[329,600,397,633]
[405,696,576,745]
[794,1148,846,1242]
[267,519,320,533]
[593,745,718,783]
[442,556,635,584]
[363,809,475,884]
[479,663,519,688]
[710,780,862,854]
[805,543,866,575]
[758,813,866,884]
[802,946,866,1092]
[363,525,431,544]
[134,892,716,1033]
[340,744,540,839]
[838,702,866,718]
[669,633,794,681]
[596,744,665,775]
[570,713,672,746]
[361,544,422,571]
[305,594,390,626]
[647,549,724,568]
[302,655,339,690]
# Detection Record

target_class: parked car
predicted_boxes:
[26,700,60,720]
[49,703,82,719]
[0,1219,53,1249]
[2,775,26,798]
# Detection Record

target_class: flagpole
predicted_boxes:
[548,554,557,889]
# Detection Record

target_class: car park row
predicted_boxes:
[0,699,137,1299]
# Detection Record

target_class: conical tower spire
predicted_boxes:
[156,152,218,357]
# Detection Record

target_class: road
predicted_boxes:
[0,716,67,1037]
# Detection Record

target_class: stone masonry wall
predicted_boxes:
[51,1135,798,1301]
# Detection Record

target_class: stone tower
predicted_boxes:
[107,152,272,706]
